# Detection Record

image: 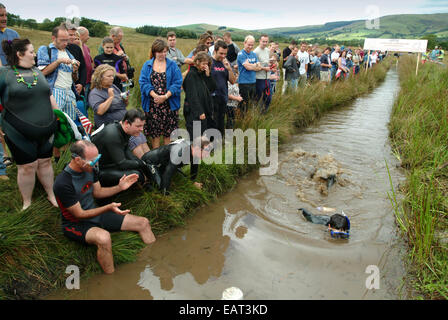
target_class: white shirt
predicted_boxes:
[54,49,73,89]
[297,50,310,75]
[254,46,271,79]
[331,51,340,63]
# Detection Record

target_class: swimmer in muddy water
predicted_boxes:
[299,208,350,239]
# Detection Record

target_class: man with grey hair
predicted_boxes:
[99,27,130,77]
[0,3,20,66]
[77,26,93,87]
[237,35,262,113]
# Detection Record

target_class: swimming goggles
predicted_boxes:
[72,153,102,167]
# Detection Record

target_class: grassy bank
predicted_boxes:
[388,56,448,299]
[0,28,392,299]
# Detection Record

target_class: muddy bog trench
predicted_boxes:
[47,68,408,300]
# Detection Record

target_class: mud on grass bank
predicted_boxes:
[0,59,391,300]
[389,55,448,299]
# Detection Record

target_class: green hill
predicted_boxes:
[178,13,448,41]
[176,23,265,41]
[260,13,448,40]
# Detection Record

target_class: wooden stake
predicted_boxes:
[416,53,421,75]
[365,53,371,72]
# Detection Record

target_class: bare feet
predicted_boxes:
[48,196,59,208]
[193,182,203,189]
[22,201,31,211]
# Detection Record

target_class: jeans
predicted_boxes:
[255,79,272,113]
[0,142,6,176]
[287,78,298,91]
[330,64,338,80]
[212,96,227,136]
[298,74,307,88]
[238,83,256,114]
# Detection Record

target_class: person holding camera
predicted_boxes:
[37,25,80,123]
[88,65,148,157]
[88,64,128,128]
[98,27,134,87]
[94,37,128,91]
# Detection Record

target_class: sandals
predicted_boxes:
[3,157,13,167]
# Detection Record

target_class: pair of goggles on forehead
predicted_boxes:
[72,153,102,167]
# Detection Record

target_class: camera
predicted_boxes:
[127,67,135,80]
[120,91,129,100]
[122,80,133,90]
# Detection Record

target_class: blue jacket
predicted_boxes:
[139,58,183,112]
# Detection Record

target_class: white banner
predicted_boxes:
[363,38,427,53]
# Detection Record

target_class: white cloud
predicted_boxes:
[6,0,445,30]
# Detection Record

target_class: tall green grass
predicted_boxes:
[0,27,392,299]
[388,56,448,299]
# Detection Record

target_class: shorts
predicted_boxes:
[320,71,331,82]
[128,132,147,151]
[62,211,125,244]
[4,133,54,165]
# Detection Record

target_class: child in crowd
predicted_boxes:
[227,66,243,129]
[269,55,280,94]
[283,46,300,92]
[94,37,128,90]
[311,50,321,81]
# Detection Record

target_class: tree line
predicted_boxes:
[7,13,109,38]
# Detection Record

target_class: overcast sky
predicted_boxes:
[4,0,448,30]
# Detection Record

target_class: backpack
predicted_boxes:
[227,43,238,63]
[34,46,51,66]
[35,46,83,101]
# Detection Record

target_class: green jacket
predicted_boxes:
[53,109,75,148]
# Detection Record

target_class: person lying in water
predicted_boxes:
[299,208,350,239]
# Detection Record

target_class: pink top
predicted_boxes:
[82,43,94,84]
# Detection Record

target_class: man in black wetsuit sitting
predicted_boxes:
[141,135,212,195]
[90,109,159,189]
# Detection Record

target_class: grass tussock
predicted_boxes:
[388,55,448,299]
[0,26,392,299]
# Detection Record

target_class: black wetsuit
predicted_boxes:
[141,139,198,191]
[0,66,57,164]
[90,122,149,187]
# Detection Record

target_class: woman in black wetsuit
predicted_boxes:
[0,39,60,210]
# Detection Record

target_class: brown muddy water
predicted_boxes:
[47,69,408,300]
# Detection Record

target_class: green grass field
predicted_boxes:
[388,56,448,299]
